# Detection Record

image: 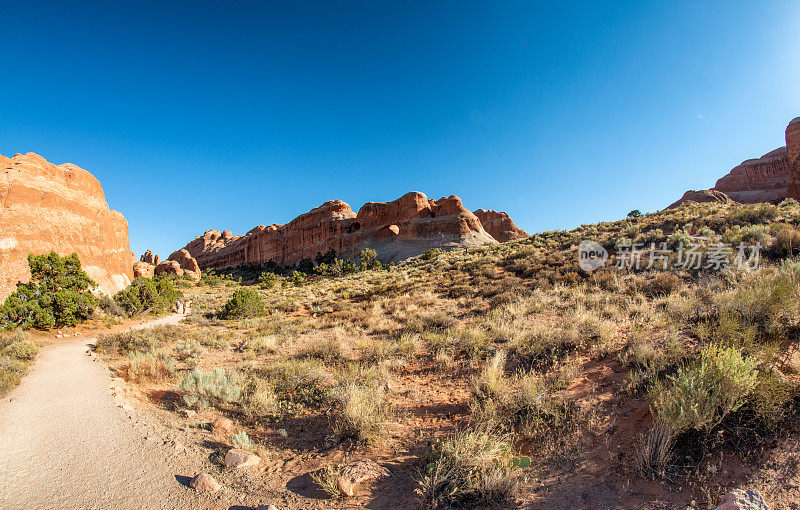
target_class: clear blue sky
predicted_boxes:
[2,1,799,258]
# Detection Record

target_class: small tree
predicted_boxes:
[628,210,642,219]
[359,248,378,269]
[222,288,266,318]
[0,252,97,330]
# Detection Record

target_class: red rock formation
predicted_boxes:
[713,147,789,203]
[667,189,733,209]
[0,152,133,300]
[473,209,529,242]
[132,261,155,278]
[178,192,501,271]
[786,117,800,200]
[155,248,201,280]
[670,116,800,208]
[140,249,160,265]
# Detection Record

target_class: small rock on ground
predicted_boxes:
[189,473,221,493]
[224,448,260,469]
[211,417,234,436]
[712,489,769,510]
[337,459,390,497]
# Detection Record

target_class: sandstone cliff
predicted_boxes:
[473,209,529,242]
[178,192,505,271]
[669,117,800,208]
[0,153,133,299]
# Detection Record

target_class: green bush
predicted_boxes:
[221,288,265,319]
[113,277,182,316]
[257,271,278,289]
[359,248,378,269]
[650,344,758,434]
[0,252,97,330]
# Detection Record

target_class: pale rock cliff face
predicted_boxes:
[0,153,133,299]
[178,192,507,271]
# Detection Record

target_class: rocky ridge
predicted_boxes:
[177,191,526,271]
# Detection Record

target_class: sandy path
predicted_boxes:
[0,314,214,510]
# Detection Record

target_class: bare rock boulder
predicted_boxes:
[132,261,155,278]
[189,473,221,493]
[667,189,734,209]
[712,489,768,510]
[336,459,389,497]
[224,448,260,469]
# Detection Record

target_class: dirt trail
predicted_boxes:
[0,314,215,510]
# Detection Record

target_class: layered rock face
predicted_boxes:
[473,209,529,242]
[0,153,133,300]
[179,192,506,271]
[713,147,790,203]
[670,117,800,208]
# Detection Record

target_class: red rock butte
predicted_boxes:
[669,116,800,208]
[178,191,528,271]
[0,152,133,300]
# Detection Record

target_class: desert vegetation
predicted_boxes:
[92,200,800,508]
[0,330,38,396]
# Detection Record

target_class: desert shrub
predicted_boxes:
[124,352,175,382]
[242,376,280,419]
[179,368,243,409]
[0,332,38,396]
[331,381,389,444]
[297,257,315,274]
[359,248,379,269]
[98,294,125,316]
[628,210,642,218]
[230,430,254,450]
[318,258,358,277]
[95,325,185,355]
[633,422,674,479]
[769,226,800,257]
[650,344,758,435]
[113,276,181,316]
[666,229,692,250]
[312,464,345,499]
[0,252,97,330]
[417,430,519,508]
[173,338,203,367]
[643,273,683,298]
[421,247,443,261]
[256,271,278,289]
[221,288,265,319]
[1,339,39,361]
[299,339,345,364]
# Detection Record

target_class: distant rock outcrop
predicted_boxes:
[176,191,512,271]
[132,261,155,278]
[155,248,201,280]
[667,189,734,209]
[670,116,800,208]
[139,249,160,265]
[0,152,133,300]
[786,117,800,200]
[473,209,529,242]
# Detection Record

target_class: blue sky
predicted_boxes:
[2,1,799,258]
